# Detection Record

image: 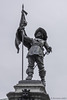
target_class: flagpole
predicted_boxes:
[20,4,27,80]
[21,4,24,80]
[22,30,24,80]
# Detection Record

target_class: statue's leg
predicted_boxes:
[36,56,46,86]
[26,56,35,80]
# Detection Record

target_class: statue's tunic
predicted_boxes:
[23,35,50,58]
[27,38,45,57]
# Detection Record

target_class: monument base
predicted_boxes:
[7,80,50,100]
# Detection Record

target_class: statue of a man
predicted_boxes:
[15,27,52,86]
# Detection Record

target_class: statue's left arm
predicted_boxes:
[44,41,52,53]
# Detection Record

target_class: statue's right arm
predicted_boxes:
[23,35,33,43]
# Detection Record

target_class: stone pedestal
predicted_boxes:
[7,80,50,100]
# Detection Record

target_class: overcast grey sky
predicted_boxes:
[0,0,67,99]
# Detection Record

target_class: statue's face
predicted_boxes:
[36,32,43,38]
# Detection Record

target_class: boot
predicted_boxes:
[39,69,46,86]
[26,67,33,80]
[26,73,33,80]
[26,76,32,80]
[41,78,46,86]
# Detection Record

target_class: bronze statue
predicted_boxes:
[15,27,52,86]
[15,5,52,86]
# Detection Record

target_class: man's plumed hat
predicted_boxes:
[34,27,48,40]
